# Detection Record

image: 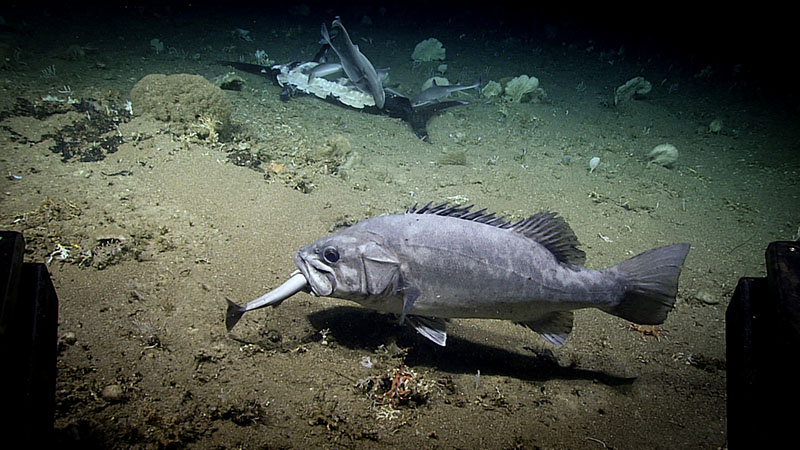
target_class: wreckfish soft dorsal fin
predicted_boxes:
[407,202,586,266]
[509,212,586,266]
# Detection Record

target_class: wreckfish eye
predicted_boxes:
[322,246,340,264]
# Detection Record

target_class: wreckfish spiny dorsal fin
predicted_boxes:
[407,202,586,266]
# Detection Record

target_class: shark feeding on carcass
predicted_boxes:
[221,17,473,142]
[226,203,690,347]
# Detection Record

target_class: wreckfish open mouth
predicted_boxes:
[225,249,337,332]
[294,250,336,297]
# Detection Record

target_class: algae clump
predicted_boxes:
[412,38,446,62]
[503,75,544,103]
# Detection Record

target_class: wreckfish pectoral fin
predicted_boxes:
[406,315,448,346]
[517,311,574,347]
[398,286,421,324]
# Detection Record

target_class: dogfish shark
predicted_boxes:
[226,203,690,347]
[320,16,385,109]
[411,79,481,108]
[307,62,343,83]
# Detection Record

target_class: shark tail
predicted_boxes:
[606,243,690,324]
[474,76,483,91]
[225,297,247,332]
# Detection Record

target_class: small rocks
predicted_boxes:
[647,143,679,168]
[695,289,720,305]
[101,384,125,402]
[61,331,77,346]
[708,119,723,134]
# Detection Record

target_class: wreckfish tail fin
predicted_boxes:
[225,297,247,332]
[607,243,690,325]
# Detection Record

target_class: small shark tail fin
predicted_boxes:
[607,243,690,324]
[320,22,331,45]
[225,297,247,332]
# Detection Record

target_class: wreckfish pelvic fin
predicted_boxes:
[407,315,448,346]
[396,285,449,346]
[517,311,575,347]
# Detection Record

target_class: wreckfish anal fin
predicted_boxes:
[407,315,447,346]
[517,311,574,347]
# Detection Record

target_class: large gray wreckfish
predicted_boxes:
[226,203,690,347]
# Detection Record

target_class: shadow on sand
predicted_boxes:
[304,306,637,387]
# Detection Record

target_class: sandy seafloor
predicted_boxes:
[1,2,798,449]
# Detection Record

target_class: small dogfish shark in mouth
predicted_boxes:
[226,203,690,347]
